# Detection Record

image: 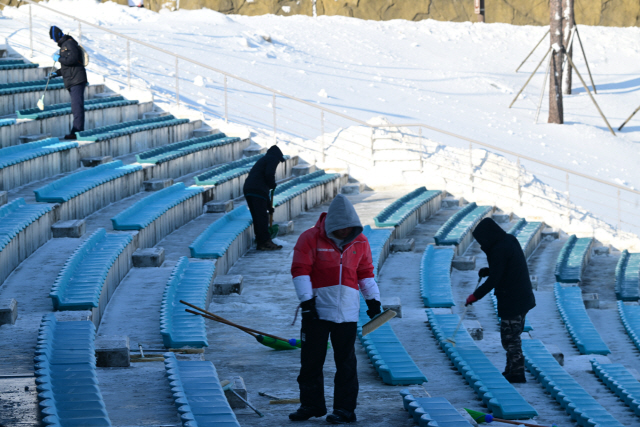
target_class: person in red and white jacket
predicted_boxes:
[289,194,381,424]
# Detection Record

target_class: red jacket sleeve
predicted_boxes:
[291,229,315,278]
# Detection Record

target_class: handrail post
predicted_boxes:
[126,40,131,90]
[28,5,33,57]
[320,111,325,163]
[272,93,276,144]
[617,188,621,231]
[224,76,228,123]
[175,56,179,105]
[419,127,423,170]
[565,173,571,224]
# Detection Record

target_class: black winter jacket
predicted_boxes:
[54,35,87,90]
[472,218,536,319]
[243,145,285,200]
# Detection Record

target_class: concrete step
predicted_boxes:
[0,83,105,117]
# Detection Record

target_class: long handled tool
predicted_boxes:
[445,277,483,346]
[268,189,279,239]
[36,70,55,111]
[181,301,301,350]
[220,380,264,418]
[465,408,557,427]
[361,309,397,336]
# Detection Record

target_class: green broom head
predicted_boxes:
[255,335,299,350]
[464,408,493,423]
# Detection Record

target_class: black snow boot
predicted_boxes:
[326,409,357,424]
[63,133,77,140]
[505,372,526,383]
[289,406,327,421]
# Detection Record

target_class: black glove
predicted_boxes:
[478,267,490,278]
[267,205,275,214]
[300,297,319,321]
[365,299,382,319]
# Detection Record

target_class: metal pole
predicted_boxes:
[126,40,131,90]
[370,127,375,163]
[419,127,423,170]
[509,47,552,108]
[29,5,33,57]
[224,76,228,123]
[617,188,621,231]
[517,157,522,206]
[469,142,474,193]
[566,173,570,224]
[515,29,549,72]
[565,53,615,135]
[175,57,179,105]
[535,56,551,123]
[618,104,640,131]
[321,111,325,163]
[272,93,276,144]
[574,26,597,94]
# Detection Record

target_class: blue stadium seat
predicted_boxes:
[137,132,239,165]
[591,359,640,417]
[434,202,492,246]
[616,250,640,301]
[400,390,472,426]
[618,301,640,353]
[420,245,455,308]
[17,96,136,120]
[490,291,533,331]
[189,206,252,259]
[373,187,442,227]
[76,115,188,142]
[0,77,64,95]
[0,198,52,251]
[554,235,593,283]
[0,138,77,169]
[362,225,393,278]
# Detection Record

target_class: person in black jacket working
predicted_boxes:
[243,145,285,251]
[49,26,87,140]
[465,218,536,384]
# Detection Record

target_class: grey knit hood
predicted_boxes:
[324,194,363,249]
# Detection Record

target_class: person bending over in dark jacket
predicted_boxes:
[243,145,285,251]
[49,26,87,140]
[465,218,536,384]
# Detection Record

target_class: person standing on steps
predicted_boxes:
[243,145,285,251]
[49,26,87,141]
[289,194,382,424]
[465,217,536,384]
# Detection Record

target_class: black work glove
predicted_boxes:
[267,205,275,214]
[300,297,319,321]
[478,267,490,278]
[365,299,382,319]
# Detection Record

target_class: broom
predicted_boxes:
[268,189,279,239]
[361,308,397,336]
[36,70,55,111]
[465,408,557,427]
[181,301,301,350]
[445,276,483,346]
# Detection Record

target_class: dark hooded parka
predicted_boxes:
[243,145,285,200]
[472,218,536,319]
[50,26,87,90]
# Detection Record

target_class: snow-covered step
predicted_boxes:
[433,202,494,256]
[420,245,455,308]
[34,160,144,221]
[373,186,443,239]
[400,391,472,426]
[554,235,594,283]
[508,218,544,260]
[615,250,640,301]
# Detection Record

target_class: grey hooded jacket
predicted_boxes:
[324,194,364,249]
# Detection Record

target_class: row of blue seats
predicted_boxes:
[554,283,610,355]
[0,198,52,252]
[615,250,640,301]
[190,206,253,259]
[618,301,640,353]
[17,96,136,120]
[522,339,623,427]
[373,186,442,228]
[273,170,341,206]
[0,59,28,65]
[160,257,215,348]
[0,118,16,127]
[426,309,537,420]
[0,137,77,169]
[433,202,492,246]
[111,183,204,230]
[490,291,533,331]
[35,313,112,426]
[0,77,64,95]
[362,225,393,278]
[400,390,472,427]
[50,228,133,310]
[420,245,455,308]
[34,160,142,203]
[76,115,189,142]
[136,132,239,165]
[0,61,38,70]
[164,353,240,427]
[507,219,544,259]
[195,153,265,186]
[554,235,593,283]
[591,359,640,417]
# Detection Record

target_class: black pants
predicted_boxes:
[245,195,270,245]
[68,84,85,133]
[501,314,526,376]
[298,319,358,413]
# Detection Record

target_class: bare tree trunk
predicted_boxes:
[549,0,564,124]
[562,0,574,94]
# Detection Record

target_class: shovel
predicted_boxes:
[268,189,279,239]
[37,70,55,111]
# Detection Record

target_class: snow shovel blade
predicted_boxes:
[361,309,396,336]
[256,334,298,350]
[37,96,45,111]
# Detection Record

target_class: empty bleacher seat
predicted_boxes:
[362,225,393,278]
[137,132,235,164]
[273,170,340,206]
[35,313,112,427]
[194,154,263,186]
[507,219,544,260]
[554,235,593,283]
[0,118,16,127]
[433,202,492,254]
[76,115,188,142]
[189,205,253,259]
[373,187,442,238]
[50,228,133,311]
[426,309,537,420]
[400,390,472,426]
[420,245,455,308]
[0,77,64,95]
[591,360,640,416]
[164,352,240,427]
[17,96,136,120]
[160,257,215,348]
[616,250,640,301]
[618,301,640,353]
[522,339,623,427]
[554,283,610,355]
[0,61,38,70]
